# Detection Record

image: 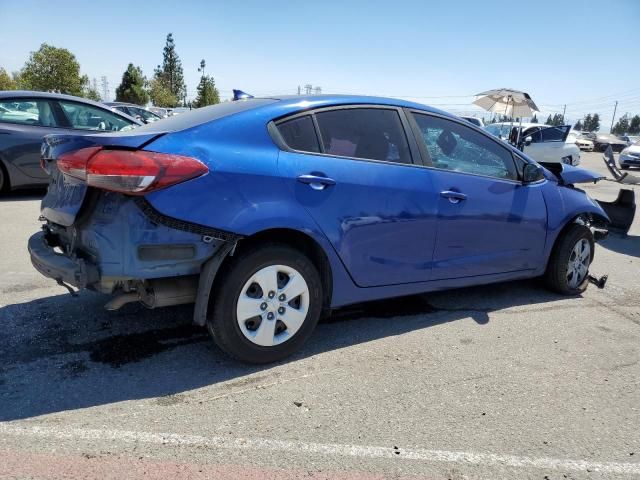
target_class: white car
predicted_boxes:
[619,142,640,169]
[484,122,581,166]
[569,131,594,152]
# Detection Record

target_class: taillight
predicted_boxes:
[57,147,208,195]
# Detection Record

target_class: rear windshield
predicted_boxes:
[116,98,277,135]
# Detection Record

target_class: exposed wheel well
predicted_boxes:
[545,213,607,271]
[216,228,333,312]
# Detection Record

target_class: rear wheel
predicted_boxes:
[0,161,9,193]
[621,164,629,170]
[207,244,322,364]
[545,225,594,295]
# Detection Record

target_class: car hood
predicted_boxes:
[623,144,640,155]
[540,162,605,185]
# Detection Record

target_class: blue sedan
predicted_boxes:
[30,95,610,363]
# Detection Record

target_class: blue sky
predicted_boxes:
[1,0,639,130]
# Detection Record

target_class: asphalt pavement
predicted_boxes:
[1,152,639,479]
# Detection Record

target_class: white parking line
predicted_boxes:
[1,423,639,475]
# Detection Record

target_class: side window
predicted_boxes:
[276,115,320,153]
[58,101,135,131]
[540,126,567,142]
[315,108,412,164]
[0,99,57,127]
[412,113,518,180]
[524,128,542,143]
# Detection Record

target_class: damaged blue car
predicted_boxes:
[30,95,611,363]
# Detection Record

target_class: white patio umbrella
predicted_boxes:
[473,88,539,145]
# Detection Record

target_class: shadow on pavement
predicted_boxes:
[0,189,46,202]
[0,279,562,421]
[599,233,640,258]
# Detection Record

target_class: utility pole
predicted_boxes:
[304,84,312,95]
[297,85,301,95]
[314,86,322,95]
[100,76,109,102]
[610,101,618,132]
[562,104,566,123]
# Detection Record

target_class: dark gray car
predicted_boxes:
[0,91,142,192]
[103,102,162,124]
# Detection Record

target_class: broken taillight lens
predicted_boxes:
[57,147,208,195]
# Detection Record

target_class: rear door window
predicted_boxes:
[314,108,412,164]
[0,99,58,126]
[58,101,136,131]
[276,115,320,152]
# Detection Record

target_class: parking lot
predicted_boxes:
[0,151,638,479]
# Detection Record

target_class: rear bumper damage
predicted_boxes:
[28,230,99,289]
[29,191,239,312]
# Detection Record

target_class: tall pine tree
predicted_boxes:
[194,60,220,108]
[153,33,185,107]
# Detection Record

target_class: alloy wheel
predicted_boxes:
[566,238,590,289]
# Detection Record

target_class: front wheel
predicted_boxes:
[207,244,323,364]
[545,225,594,295]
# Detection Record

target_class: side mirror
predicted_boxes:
[524,136,533,146]
[523,163,544,183]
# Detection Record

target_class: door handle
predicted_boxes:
[297,174,336,191]
[440,190,467,204]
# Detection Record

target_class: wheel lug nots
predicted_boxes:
[278,307,285,315]
[267,312,275,320]
[278,294,286,301]
[260,302,268,311]
[268,291,275,299]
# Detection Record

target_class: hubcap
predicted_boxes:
[236,264,310,347]
[566,238,590,289]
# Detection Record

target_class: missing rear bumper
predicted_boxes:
[28,231,99,289]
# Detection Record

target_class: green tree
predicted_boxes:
[194,75,220,107]
[582,113,600,132]
[545,114,553,125]
[0,67,17,90]
[19,43,94,97]
[84,87,102,101]
[531,114,538,123]
[574,119,583,131]
[193,60,220,108]
[629,115,640,135]
[611,114,630,135]
[153,33,185,106]
[148,77,177,107]
[115,64,149,105]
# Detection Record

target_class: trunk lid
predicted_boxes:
[41,132,163,226]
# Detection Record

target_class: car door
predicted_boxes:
[0,98,66,182]
[522,125,570,163]
[409,111,547,280]
[275,106,439,287]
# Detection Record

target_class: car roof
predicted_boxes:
[122,94,460,136]
[104,101,147,108]
[266,94,447,114]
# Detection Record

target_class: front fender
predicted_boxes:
[541,183,610,267]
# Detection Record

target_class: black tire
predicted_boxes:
[207,244,323,364]
[544,224,594,295]
[0,161,9,193]
[621,164,629,170]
